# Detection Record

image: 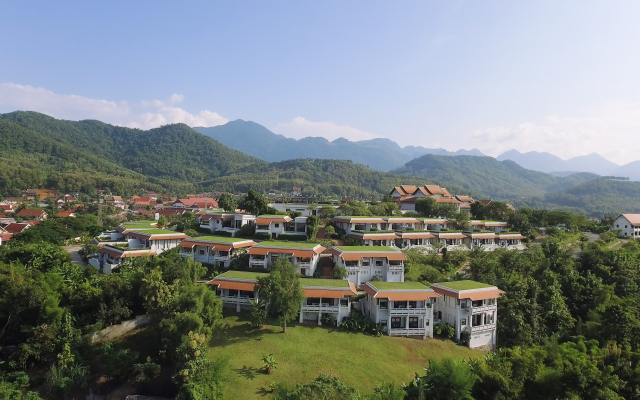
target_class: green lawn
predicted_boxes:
[218,271,270,280]
[257,241,320,248]
[190,236,253,243]
[299,278,350,287]
[369,281,430,290]
[335,246,399,252]
[210,313,481,399]
[434,280,494,290]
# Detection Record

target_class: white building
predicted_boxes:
[495,233,526,250]
[269,203,333,217]
[208,271,269,312]
[612,214,640,239]
[299,279,358,325]
[255,215,308,239]
[247,241,325,277]
[178,236,255,268]
[361,281,439,339]
[431,281,504,349]
[347,231,398,247]
[432,232,469,251]
[395,231,436,251]
[198,211,256,236]
[463,232,498,251]
[328,246,405,287]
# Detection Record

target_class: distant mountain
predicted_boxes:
[194,120,485,171]
[612,161,640,181]
[391,154,600,199]
[497,150,619,175]
[544,177,640,215]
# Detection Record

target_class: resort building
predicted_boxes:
[463,232,498,251]
[347,231,398,247]
[432,231,468,251]
[395,231,436,250]
[328,246,405,286]
[247,241,325,276]
[178,236,255,267]
[361,281,439,339]
[331,216,387,235]
[208,271,268,312]
[418,218,452,232]
[612,214,640,238]
[172,198,218,210]
[496,232,526,250]
[299,279,358,325]
[255,215,308,239]
[198,211,256,236]
[431,281,504,349]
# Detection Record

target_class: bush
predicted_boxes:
[434,323,455,340]
[277,233,307,241]
[211,230,233,237]
[321,314,337,327]
[102,343,140,382]
[333,266,347,279]
[339,311,385,336]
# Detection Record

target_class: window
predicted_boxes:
[375,260,383,266]
[409,301,417,309]
[378,299,388,309]
[228,289,238,297]
[274,223,280,228]
[409,317,419,328]
[391,317,402,328]
[461,318,467,326]
[472,314,483,326]
[199,249,205,255]
[340,299,349,307]
[379,319,388,326]
[394,301,407,309]
[472,300,483,307]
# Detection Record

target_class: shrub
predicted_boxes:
[321,314,337,327]
[277,233,307,241]
[434,323,455,340]
[339,311,384,336]
[332,266,347,279]
[211,230,233,237]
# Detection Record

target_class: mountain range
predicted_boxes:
[196,120,640,181]
[2,111,640,216]
[194,121,485,172]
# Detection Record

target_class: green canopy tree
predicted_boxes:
[217,192,237,212]
[239,189,269,215]
[415,197,438,218]
[263,258,305,333]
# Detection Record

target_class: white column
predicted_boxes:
[299,304,304,323]
[318,298,323,325]
[456,307,461,341]
[236,291,241,312]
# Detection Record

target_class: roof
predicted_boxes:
[214,270,270,280]
[0,204,13,210]
[175,198,218,208]
[98,247,157,259]
[466,233,496,239]
[396,231,435,239]
[433,232,466,239]
[300,279,358,298]
[332,216,387,224]
[207,270,270,291]
[497,233,525,240]
[255,216,293,224]
[0,233,13,242]
[347,233,398,240]
[431,280,504,300]
[56,211,75,217]
[436,198,461,204]
[248,242,325,257]
[17,209,47,217]
[391,185,418,196]
[455,195,474,203]
[4,223,30,234]
[362,282,439,301]
[385,218,419,223]
[621,214,640,225]
[126,229,189,240]
[179,236,255,250]
[329,246,406,261]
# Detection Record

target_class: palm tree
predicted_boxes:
[262,354,277,374]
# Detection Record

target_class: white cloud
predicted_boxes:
[0,83,228,129]
[465,102,640,164]
[272,117,380,142]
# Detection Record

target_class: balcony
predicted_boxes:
[389,328,426,336]
[388,264,404,271]
[219,295,255,305]
[389,308,427,315]
[471,323,495,333]
[301,304,340,313]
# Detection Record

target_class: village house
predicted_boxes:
[432,231,468,251]
[0,204,15,213]
[172,198,218,210]
[178,236,255,268]
[154,209,186,220]
[3,222,32,235]
[208,271,268,312]
[390,185,461,212]
[23,189,56,200]
[612,214,640,238]
[247,241,325,276]
[347,231,398,247]
[328,246,405,286]
[495,232,526,250]
[16,209,48,221]
[0,232,12,246]
[56,194,76,206]
[463,232,498,251]
[431,281,504,349]
[255,215,308,239]
[331,216,387,235]
[361,281,439,339]
[198,211,256,236]
[455,195,475,213]
[105,196,126,210]
[395,231,436,250]
[56,211,76,218]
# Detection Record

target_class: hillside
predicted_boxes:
[0,111,263,183]
[544,177,640,215]
[0,118,194,196]
[612,161,640,181]
[497,149,619,175]
[391,154,598,199]
[194,120,484,171]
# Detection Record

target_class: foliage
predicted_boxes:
[262,353,278,374]
[320,314,337,327]
[174,331,226,400]
[260,258,305,332]
[324,225,336,239]
[306,215,319,240]
[250,299,268,329]
[433,323,455,340]
[270,373,362,400]
[102,342,140,382]
[217,192,237,212]
[339,311,385,336]
[332,266,347,280]
[407,358,476,400]
[240,189,271,216]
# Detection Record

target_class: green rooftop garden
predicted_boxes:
[336,246,400,252]
[351,230,396,234]
[217,271,270,280]
[435,280,494,290]
[121,224,158,230]
[299,278,350,288]
[256,241,320,248]
[369,281,430,290]
[129,228,185,236]
[122,220,156,225]
[258,214,290,217]
[189,236,251,243]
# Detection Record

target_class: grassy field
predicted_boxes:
[210,312,481,399]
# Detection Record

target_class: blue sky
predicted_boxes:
[2,1,640,163]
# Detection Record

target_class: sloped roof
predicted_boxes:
[622,214,640,225]
[17,209,47,217]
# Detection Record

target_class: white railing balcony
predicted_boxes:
[179,252,194,258]
[389,328,426,336]
[250,260,267,268]
[344,265,360,271]
[471,305,496,313]
[447,244,470,251]
[481,244,499,252]
[388,264,404,271]
[220,295,254,304]
[295,262,311,268]
[507,244,526,250]
[390,308,427,315]
[213,255,231,262]
[301,304,339,312]
[471,323,496,332]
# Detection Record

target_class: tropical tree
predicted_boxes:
[415,197,438,218]
[419,358,476,400]
[157,215,168,228]
[263,258,305,332]
[262,353,278,374]
[217,193,237,212]
[239,189,270,215]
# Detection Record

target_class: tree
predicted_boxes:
[453,212,470,231]
[140,267,178,318]
[263,258,305,333]
[217,193,237,212]
[436,204,458,219]
[325,225,336,239]
[261,353,278,374]
[157,215,168,228]
[415,197,438,218]
[319,206,337,219]
[249,299,267,329]
[419,358,476,400]
[333,266,347,279]
[306,215,319,240]
[239,189,269,215]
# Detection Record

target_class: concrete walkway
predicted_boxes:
[63,245,86,268]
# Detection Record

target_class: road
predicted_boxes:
[63,245,86,268]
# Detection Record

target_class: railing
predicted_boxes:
[507,244,526,250]
[471,305,496,313]
[389,328,426,335]
[446,244,470,251]
[388,264,404,271]
[390,308,427,315]
[220,295,255,304]
[301,304,339,312]
[250,260,267,268]
[471,323,495,332]
[344,265,359,271]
